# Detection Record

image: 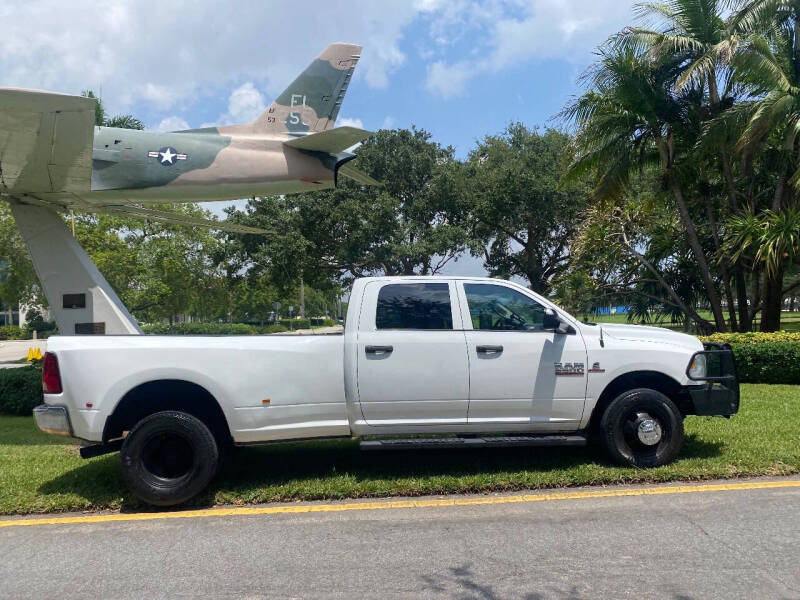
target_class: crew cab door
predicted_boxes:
[356,281,469,425]
[456,281,587,430]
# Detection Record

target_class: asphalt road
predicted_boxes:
[2,479,799,599]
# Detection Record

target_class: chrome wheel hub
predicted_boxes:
[636,414,662,446]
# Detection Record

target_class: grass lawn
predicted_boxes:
[1,383,799,515]
[586,310,800,332]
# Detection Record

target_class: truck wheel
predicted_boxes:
[120,411,218,506]
[599,388,684,468]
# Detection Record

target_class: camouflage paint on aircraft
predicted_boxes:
[0,43,378,234]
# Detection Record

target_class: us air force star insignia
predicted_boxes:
[147,147,188,166]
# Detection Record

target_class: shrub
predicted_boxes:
[0,366,42,416]
[701,332,800,345]
[141,322,259,335]
[699,333,800,385]
[140,319,336,335]
[310,317,336,327]
[257,324,288,334]
[141,322,296,335]
[278,318,311,330]
[0,325,25,340]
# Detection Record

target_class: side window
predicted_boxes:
[376,283,453,330]
[464,284,545,331]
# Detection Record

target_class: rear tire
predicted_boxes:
[120,410,218,506]
[600,388,684,468]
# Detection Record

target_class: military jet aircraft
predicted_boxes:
[0,42,377,235]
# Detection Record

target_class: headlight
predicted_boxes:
[688,353,707,379]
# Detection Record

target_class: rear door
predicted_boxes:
[457,281,587,430]
[356,281,469,425]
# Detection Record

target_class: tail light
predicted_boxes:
[42,352,63,394]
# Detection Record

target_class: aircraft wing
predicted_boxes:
[338,163,382,186]
[79,203,270,234]
[283,126,373,153]
[0,88,95,194]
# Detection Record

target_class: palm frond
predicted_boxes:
[729,0,785,35]
[676,51,718,90]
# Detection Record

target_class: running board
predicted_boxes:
[359,435,587,451]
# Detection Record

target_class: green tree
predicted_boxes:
[75,205,225,323]
[616,0,751,330]
[0,205,43,314]
[230,128,473,287]
[562,43,729,331]
[464,124,590,294]
[81,90,144,130]
[729,2,800,329]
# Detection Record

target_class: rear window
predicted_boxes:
[376,283,453,330]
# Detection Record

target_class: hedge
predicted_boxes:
[0,366,42,416]
[699,332,800,385]
[141,322,288,335]
[0,326,25,340]
[0,325,58,340]
[140,319,336,335]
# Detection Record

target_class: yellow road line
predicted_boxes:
[2,479,799,529]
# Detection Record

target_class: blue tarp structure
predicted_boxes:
[591,306,630,315]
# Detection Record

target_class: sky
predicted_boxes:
[0,0,639,276]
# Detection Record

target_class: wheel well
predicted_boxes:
[103,380,231,446]
[589,371,691,432]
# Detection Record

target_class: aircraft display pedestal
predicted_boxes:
[10,201,142,335]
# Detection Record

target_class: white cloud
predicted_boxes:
[0,0,423,115]
[0,1,639,118]
[226,82,266,124]
[142,83,181,109]
[381,116,396,129]
[336,117,365,129]
[425,61,473,98]
[422,0,636,98]
[155,116,191,132]
[200,82,266,127]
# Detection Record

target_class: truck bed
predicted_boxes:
[46,334,348,443]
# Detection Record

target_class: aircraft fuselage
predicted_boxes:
[87,126,337,204]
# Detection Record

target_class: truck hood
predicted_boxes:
[597,323,702,352]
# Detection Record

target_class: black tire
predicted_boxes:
[599,388,684,468]
[120,411,218,506]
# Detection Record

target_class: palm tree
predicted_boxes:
[81,90,144,130]
[614,0,751,330]
[104,115,145,130]
[563,45,729,331]
[730,1,800,328]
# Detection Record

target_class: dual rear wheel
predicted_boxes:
[120,411,219,507]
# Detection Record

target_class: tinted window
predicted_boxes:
[376,283,453,330]
[464,284,545,331]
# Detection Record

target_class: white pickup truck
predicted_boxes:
[34,276,739,506]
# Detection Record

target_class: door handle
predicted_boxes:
[365,345,393,355]
[476,345,503,355]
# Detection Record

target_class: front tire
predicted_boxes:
[600,388,684,468]
[120,411,218,506]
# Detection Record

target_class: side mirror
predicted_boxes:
[544,309,575,335]
[543,310,560,331]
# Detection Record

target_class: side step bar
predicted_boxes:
[359,435,587,451]
[79,438,123,459]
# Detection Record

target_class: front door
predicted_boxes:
[458,282,587,430]
[356,281,469,425]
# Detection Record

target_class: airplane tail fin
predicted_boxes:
[250,43,362,135]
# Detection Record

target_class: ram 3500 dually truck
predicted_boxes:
[34,276,739,506]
